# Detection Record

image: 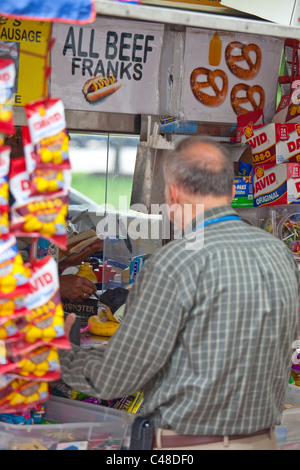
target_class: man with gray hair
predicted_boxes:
[60,136,299,450]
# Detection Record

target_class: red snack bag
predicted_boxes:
[25,98,71,170]
[8,156,30,206]
[0,58,15,135]
[0,318,19,342]
[6,257,70,357]
[23,126,72,197]
[0,340,7,367]
[0,297,31,327]
[236,109,265,143]
[0,378,49,412]
[285,77,300,122]
[9,157,69,250]
[0,145,10,235]
[17,293,65,344]
[0,345,61,382]
[0,235,32,299]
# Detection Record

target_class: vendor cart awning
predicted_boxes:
[0,0,96,24]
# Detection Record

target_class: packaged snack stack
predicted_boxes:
[0,61,72,415]
[9,98,71,250]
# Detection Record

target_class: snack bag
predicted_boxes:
[9,157,69,250]
[23,126,71,197]
[8,156,30,207]
[0,345,61,382]
[0,378,49,412]
[0,58,15,135]
[0,236,32,298]
[236,109,264,143]
[0,297,31,327]
[6,256,70,357]
[0,340,7,366]
[284,39,300,81]
[25,98,71,170]
[0,318,19,341]
[17,294,65,344]
[0,145,10,235]
[285,77,300,123]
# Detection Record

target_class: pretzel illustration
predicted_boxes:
[231,83,265,116]
[190,67,228,107]
[225,42,261,80]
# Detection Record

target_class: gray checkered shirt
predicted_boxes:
[59,205,299,435]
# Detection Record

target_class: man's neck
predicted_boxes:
[180,194,231,230]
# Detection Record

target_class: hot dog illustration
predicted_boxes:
[82,74,122,102]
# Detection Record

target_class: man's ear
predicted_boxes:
[231,184,236,202]
[168,183,179,205]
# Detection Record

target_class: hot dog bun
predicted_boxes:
[83,75,122,102]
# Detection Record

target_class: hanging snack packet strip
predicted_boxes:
[5,256,70,359]
[16,292,65,346]
[0,378,49,413]
[0,58,15,135]
[0,345,61,382]
[0,296,31,327]
[0,146,10,236]
[23,126,71,197]
[25,98,71,170]
[0,236,32,299]
[9,157,69,250]
[0,318,19,342]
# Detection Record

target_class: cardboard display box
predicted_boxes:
[241,122,300,166]
[253,162,300,207]
[231,175,253,208]
[229,145,254,208]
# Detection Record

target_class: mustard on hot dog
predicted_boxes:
[82,75,122,103]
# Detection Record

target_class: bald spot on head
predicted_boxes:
[182,142,227,174]
[164,136,234,198]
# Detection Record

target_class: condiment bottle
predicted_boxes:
[76,262,97,283]
[208,31,222,66]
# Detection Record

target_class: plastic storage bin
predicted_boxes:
[275,408,300,450]
[286,384,300,406]
[0,396,135,450]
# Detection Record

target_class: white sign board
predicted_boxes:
[50,18,164,114]
[180,28,284,123]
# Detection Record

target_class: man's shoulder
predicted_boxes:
[144,236,207,279]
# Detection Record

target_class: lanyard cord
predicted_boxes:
[194,215,241,232]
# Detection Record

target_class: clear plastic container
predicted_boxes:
[275,408,300,450]
[0,396,134,450]
[286,384,300,406]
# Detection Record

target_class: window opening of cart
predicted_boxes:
[68,132,138,208]
[68,132,163,272]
